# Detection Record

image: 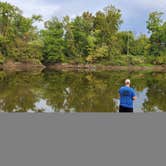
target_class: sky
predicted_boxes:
[1,0,166,34]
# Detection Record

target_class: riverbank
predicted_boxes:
[46,63,166,71]
[0,60,45,71]
[0,60,166,72]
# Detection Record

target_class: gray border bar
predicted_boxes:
[0,113,166,166]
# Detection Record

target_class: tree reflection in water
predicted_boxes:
[0,70,165,112]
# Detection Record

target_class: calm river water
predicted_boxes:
[0,69,165,112]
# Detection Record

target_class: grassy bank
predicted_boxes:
[0,55,165,71]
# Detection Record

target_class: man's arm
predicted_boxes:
[132,89,137,100]
[118,89,120,99]
[133,96,137,100]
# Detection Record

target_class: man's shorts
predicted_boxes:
[119,105,133,113]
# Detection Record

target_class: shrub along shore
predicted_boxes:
[0,2,166,69]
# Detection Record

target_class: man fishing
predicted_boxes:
[119,79,137,112]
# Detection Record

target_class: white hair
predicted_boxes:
[125,79,131,84]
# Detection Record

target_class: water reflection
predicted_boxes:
[0,70,165,112]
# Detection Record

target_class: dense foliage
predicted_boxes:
[0,2,43,64]
[0,2,166,65]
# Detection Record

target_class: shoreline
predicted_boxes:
[0,62,166,72]
[46,63,166,72]
[0,61,45,72]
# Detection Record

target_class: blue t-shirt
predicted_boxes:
[119,86,136,108]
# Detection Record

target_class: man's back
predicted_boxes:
[119,86,136,109]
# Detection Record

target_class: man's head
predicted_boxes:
[125,79,131,86]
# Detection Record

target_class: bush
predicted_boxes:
[103,55,145,66]
[19,58,42,65]
[128,56,145,65]
[65,57,86,64]
[112,55,129,66]
[99,55,128,66]
[8,41,43,62]
[94,55,147,66]
[0,71,6,80]
[153,56,166,65]
[0,52,5,64]
[145,55,166,65]
[86,45,109,63]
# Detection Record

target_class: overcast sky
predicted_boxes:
[1,0,166,34]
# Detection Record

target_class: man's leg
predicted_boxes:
[126,107,133,112]
[119,106,125,112]
[119,106,133,113]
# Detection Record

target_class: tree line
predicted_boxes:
[0,2,166,65]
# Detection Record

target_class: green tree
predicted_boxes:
[63,16,77,57]
[130,34,149,56]
[0,2,21,56]
[41,17,65,63]
[86,44,109,63]
[71,12,94,57]
[147,11,166,56]
[116,31,134,55]
[0,2,43,62]
[94,5,123,53]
